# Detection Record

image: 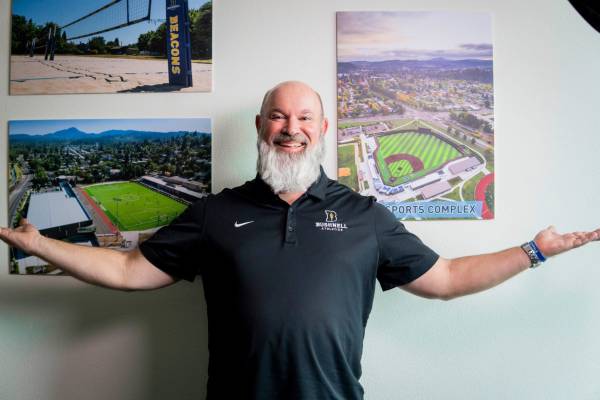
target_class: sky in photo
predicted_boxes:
[12,0,209,45]
[337,11,492,62]
[9,118,211,135]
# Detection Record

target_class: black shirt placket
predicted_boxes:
[284,204,297,245]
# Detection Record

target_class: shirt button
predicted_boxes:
[288,226,294,232]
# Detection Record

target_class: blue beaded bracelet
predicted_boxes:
[528,241,547,262]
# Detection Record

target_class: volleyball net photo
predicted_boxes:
[61,0,152,41]
[11,0,207,93]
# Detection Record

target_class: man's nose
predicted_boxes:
[283,118,300,135]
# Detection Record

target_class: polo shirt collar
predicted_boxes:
[305,166,328,201]
[249,166,329,205]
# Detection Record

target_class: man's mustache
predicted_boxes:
[272,133,308,146]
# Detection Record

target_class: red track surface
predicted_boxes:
[79,189,119,233]
[475,173,495,219]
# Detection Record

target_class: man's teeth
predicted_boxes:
[279,142,303,147]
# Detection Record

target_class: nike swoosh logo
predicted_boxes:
[234,221,254,228]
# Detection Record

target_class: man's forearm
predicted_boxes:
[406,226,598,300]
[447,246,532,299]
[34,235,129,289]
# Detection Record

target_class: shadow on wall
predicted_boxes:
[0,279,208,400]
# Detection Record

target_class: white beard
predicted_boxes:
[256,134,325,194]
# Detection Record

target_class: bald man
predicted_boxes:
[1,81,598,399]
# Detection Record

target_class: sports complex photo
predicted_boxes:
[10,0,212,94]
[336,11,495,220]
[8,118,211,275]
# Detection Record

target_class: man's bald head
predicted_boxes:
[259,81,324,119]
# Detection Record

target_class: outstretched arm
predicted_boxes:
[403,226,600,300]
[0,219,176,290]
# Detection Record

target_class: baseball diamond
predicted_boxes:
[375,130,463,186]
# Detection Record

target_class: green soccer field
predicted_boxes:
[376,131,462,186]
[85,182,187,231]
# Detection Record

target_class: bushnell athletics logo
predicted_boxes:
[316,210,348,232]
[325,210,337,222]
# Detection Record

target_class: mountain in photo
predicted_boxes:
[10,127,210,143]
[338,58,493,75]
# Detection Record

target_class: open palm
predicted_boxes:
[534,225,600,257]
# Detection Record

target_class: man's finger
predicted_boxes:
[578,230,599,242]
[0,227,15,245]
[574,232,587,240]
[564,233,576,241]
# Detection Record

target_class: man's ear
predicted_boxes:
[321,117,329,136]
[255,114,262,134]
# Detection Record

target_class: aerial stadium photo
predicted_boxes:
[10,0,212,94]
[336,11,495,220]
[7,118,211,275]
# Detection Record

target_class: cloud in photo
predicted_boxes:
[337,11,493,62]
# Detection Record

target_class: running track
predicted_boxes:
[78,188,119,233]
[475,173,495,219]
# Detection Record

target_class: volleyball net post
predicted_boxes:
[28,39,36,57]
[166,0,193,87]
[44,26,57,61]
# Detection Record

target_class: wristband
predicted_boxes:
[528,240,547,262]
[521,241,545,268]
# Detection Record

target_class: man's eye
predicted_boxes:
[300,116,313,121]
[270,114,284,119]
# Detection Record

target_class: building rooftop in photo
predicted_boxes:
[449,157,481,175]
[27,186,91,230]
[421,180,452,200]
[141,175,205,199]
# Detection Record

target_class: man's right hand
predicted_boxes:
[0,218,43,255]
[0,219,177,290]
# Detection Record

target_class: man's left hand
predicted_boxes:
[534,226,600,257]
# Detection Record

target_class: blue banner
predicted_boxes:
[384,200,483,220]
[166,0,193,87]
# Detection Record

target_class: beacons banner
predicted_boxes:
[336,11,495,220]
[166,0,193,86]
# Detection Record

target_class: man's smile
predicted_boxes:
[273,138,307,152]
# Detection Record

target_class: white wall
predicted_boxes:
[1,0,599,399]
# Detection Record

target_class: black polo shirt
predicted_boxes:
[139,168,439,400]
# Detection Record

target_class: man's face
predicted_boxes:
[255,82,329,194]
[256,82,328,152]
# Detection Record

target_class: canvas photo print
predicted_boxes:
[10,0,212,94]
[337,11,494,220]
[8,118,211,275]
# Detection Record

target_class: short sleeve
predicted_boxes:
[139,197,208,281]
[374,202,439,291]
